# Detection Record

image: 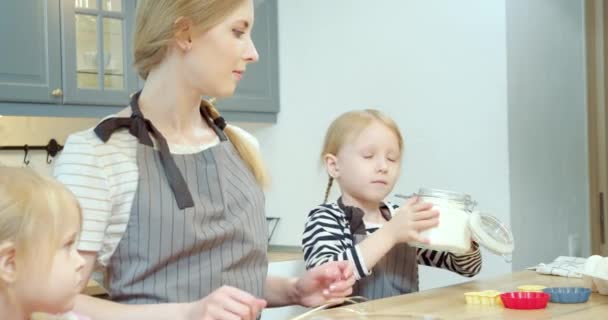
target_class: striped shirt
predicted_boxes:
[302,201,482,281]
[53,121,258,267]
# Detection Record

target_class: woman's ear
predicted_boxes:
[0,241,17,284]
[323,154,339,179]
[173,17,193,52]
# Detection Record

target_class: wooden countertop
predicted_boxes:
[267,245,304,262]
[294,270,608,319]
[84,245,303,296]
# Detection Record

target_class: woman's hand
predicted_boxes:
[385,196,440,245]
[292,261,355,307]
[187,285,266,320]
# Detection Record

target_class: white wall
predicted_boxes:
[239,0,513,289]
[506,0,590,270]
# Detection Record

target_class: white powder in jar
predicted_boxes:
[411,198,472,254]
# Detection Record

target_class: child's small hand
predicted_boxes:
[386,196,439,245]
[187,285,267,320]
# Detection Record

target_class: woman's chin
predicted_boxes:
[206,85,237,99]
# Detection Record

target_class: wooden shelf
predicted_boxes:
[77,69,123,76]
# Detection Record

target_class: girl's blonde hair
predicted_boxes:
[321,109,404,203]
[0,168,82,280]
[134,0,269,187]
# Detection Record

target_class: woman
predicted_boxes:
[53,1,354,319]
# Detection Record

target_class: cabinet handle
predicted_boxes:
[600,192,605,245]
[51,88,63,97]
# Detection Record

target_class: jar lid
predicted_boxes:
[417,188,477,211]
[468,211,514,258]
[418,188,471,201]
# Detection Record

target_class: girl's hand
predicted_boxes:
[293,261,355,307]
[187,285,267,320]
[385,196,440,244]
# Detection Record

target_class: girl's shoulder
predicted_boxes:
[307,202,345,219]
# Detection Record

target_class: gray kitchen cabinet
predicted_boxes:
[0,0,62,103]
[0,0,279,122]
[0,0,137,107]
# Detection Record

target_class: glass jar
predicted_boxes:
[396,188,514,261]
[415,188,475,254]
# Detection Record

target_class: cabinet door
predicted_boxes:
[61,0,137,106]
[0,0,62,103]
[216,0,280,114]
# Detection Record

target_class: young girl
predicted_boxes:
[0,168,86,320]
[302,109,482,300]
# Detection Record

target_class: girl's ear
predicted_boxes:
[0,241,18,284]
[323,154,339,179]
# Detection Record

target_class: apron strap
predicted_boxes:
[338,197,366,235]
[200,105,228,141]
[94,91,195,209]
[338,197,393,236]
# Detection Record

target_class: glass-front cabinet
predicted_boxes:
[0,0,278,120]
[63,0,137,105]
[0,0,137,107]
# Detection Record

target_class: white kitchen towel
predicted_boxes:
[529,256,586,278]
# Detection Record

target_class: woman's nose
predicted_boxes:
[244,38,259,62]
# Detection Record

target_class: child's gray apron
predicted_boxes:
[339,198,418,300]
[95,92,268,304]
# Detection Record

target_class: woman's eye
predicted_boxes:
[232,29,245,38]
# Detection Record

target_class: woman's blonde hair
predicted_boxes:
[0,168,82,277]
[134,0,269,187]
[321,109,404,203]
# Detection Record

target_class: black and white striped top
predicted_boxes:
[302,201,482,280]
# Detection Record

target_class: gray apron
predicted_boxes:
[352,234,418,299]
[339,198,418,300]
[97,93,268,304]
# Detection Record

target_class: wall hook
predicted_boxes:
[23,145,30,165]
[46,139,62,164]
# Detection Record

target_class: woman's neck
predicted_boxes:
[138,59,215,145]
[0,293,26,320]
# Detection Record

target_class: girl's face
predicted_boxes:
[182,0,259,97]
[15,213,85,316]
[327,121,402,205]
